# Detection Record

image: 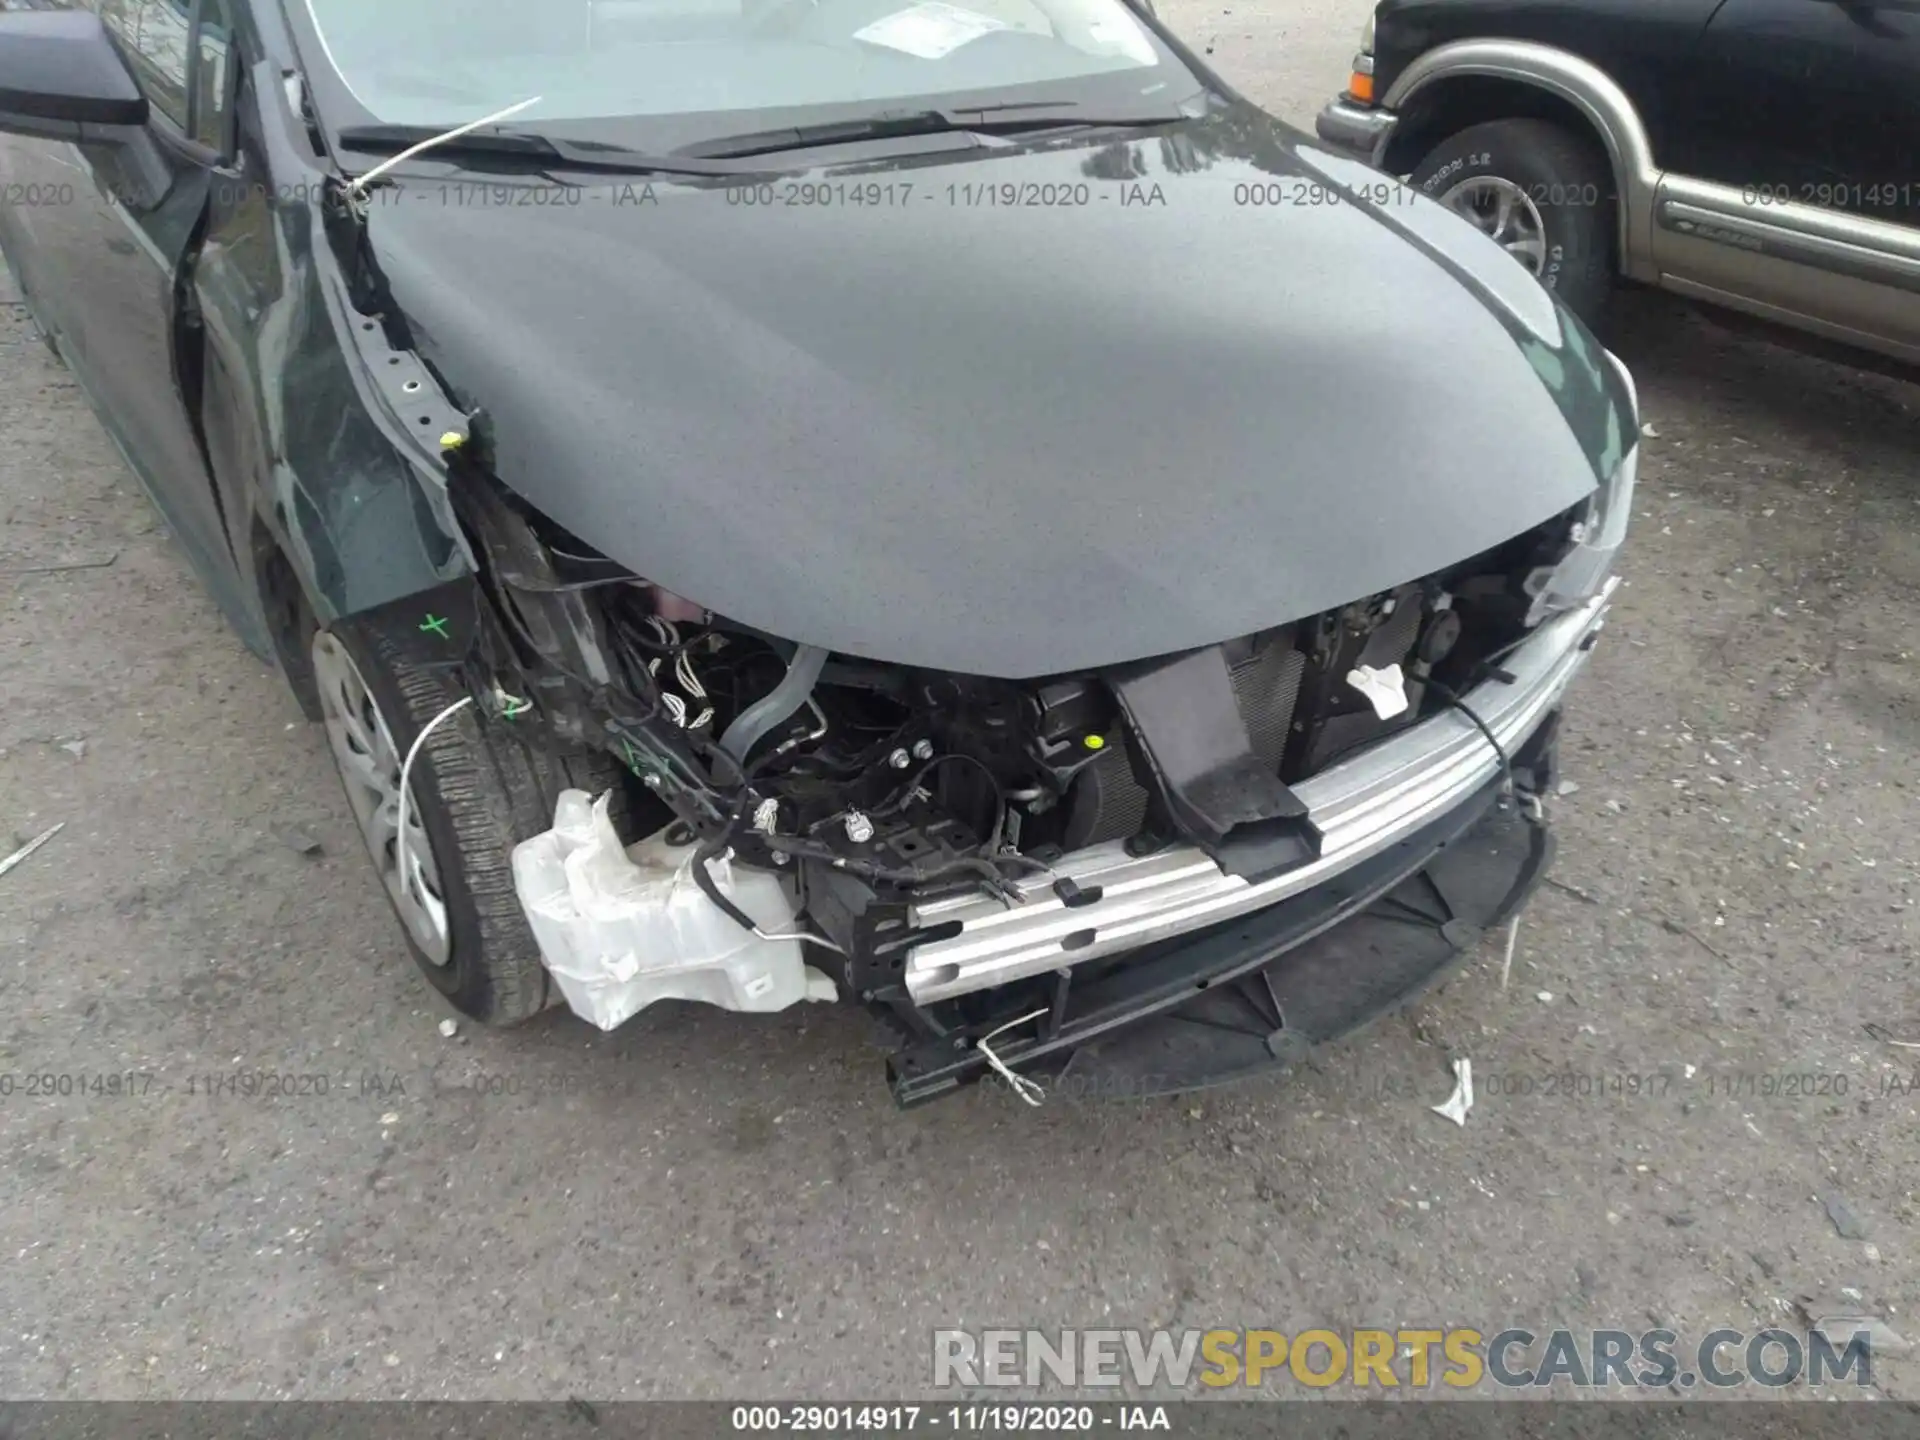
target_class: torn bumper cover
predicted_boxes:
[892,757,1553,1106]
[903,580,1615,1006]
[883,581,1613,1105]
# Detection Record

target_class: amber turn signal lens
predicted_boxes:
[1347,70,1376,104]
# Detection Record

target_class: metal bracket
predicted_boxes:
[336,300,473,470]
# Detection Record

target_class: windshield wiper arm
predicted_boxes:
[338,122,750,182]
[676,101,1194,160]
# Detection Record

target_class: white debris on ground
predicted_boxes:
[0,822,64,881]
[1430,1058,1474,1126]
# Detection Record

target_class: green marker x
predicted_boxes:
[419,613,451,640]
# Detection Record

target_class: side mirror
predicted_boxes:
[0,9,149,143]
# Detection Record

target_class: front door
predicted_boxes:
[52,0,241,586]
[1651,0,1920,360]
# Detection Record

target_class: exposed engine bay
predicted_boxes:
[437,447,1599,1084]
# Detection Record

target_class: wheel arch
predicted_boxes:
[1378,40,1661,282]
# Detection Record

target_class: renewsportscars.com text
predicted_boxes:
[932,1326,1874,1390]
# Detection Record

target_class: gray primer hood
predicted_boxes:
[366,111,1624,677]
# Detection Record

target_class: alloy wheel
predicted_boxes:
[1438,175,1549,275]
[310,632,453,964]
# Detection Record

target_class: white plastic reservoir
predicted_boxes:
[511,790,839,1031]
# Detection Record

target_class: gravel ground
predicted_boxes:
[2,0,1917,1401]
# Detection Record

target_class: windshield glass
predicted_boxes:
[298,0,1191,132]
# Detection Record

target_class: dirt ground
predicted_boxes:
[2,0,1916,1402]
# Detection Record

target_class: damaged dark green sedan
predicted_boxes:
[0,0,1633,1105]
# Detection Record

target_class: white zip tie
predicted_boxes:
[395,695,474,917]
[975,1008,1049,1107]
[346,96,543,198]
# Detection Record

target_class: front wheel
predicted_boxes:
[310,618,631,1024]
[1408,118,1614,328]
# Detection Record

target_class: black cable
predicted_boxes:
[684,734,801,935]
[689,837,764,935]
[687,743,1012,929]
[992,851,1057,877]
[1427,679,1514,796]
[1462,629,1527,686]
[686,707,1043,930]
[756,833,1022,898]
[710,738,1027,890]
[871,750,1009,857]
[872,751,1004,816]
[687,753,767,935]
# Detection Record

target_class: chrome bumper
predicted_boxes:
[1314,97,1398,165]
[905,580,1617,1005]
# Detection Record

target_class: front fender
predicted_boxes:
[283,218,474,624]
[197,59,472,635]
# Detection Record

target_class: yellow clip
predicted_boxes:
[439,431,466,452]
[1083,734,1105,751]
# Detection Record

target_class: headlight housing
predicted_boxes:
[1525,348,1638,623]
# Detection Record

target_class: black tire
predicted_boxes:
[321,615,633,1024]
[1408,118,1614,328]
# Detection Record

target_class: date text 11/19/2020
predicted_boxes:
[730,1407,1170,1433]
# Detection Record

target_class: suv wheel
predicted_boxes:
[1409,118,1614,327]
[310,618,632,1023]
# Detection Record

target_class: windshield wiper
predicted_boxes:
[338,123,751,182]
[675,100,1195,160]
